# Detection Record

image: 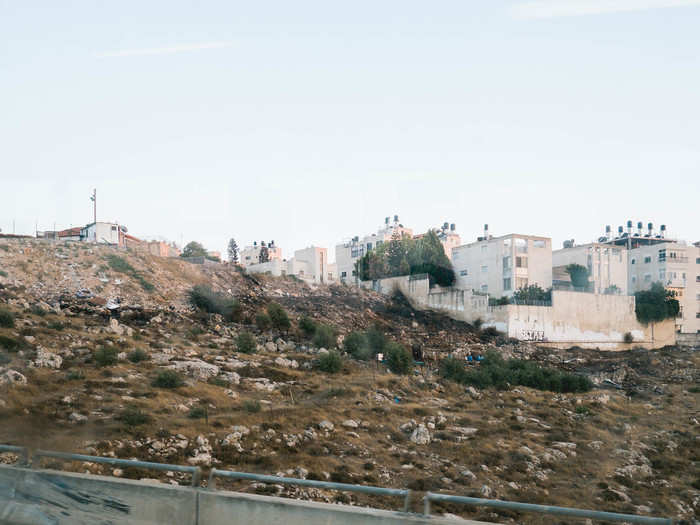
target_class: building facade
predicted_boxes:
[240,241,283,268]
[452,231,552,298]
[80,222,126,247]
[246,246,333,285]
[552,243,628,294]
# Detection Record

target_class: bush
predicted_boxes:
[94,346,119,367]
[365,325,386,356]
[117,407,152,427]
[243,400,261,413]
[439,352,592,393]
[255,312,272,331]
[312,324,337,349]
[30,304,47,317]
[128,349,148,363]
[67,369,85,381]
[48,321,66,331]
[267,302,291,331]
[298,316,317,337]
[106,254,155,292]
[152,369,184,388]
[236,331,257,354]
[118,406,152,427]
[188,406,207,419]
[623,332,634,344]
[0,308,15,328]
[344,331,370,360]
[316,350,342,373]
[0,335,22,352]
[188,285,242,321]
[635,282,680,324]
[385,342,412,375]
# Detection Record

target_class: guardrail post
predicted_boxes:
[191,467,202,488]
[19,448,29,467]
[207,469,217,490]
[402,489,412,513]
[423,493,431,516]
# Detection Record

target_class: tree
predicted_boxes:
[227,238,239,263]
[181,241,207,258]
[566,264,589,289]
[512,284,551,303]
[635,282,680,324]
[267,302,290,331]
[259,245,270,263]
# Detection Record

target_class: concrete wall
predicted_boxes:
[0,465,488,525]
[362,275,675,350]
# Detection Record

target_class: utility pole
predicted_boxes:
[90,189,97,224]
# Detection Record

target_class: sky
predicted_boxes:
[1,0,699,261]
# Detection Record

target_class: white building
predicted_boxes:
[552,243,628,294]
[240,241,283,268]
[335,215,413,284]
[452,225,552,298]
[246,246,333,285]
[80,222,126,246]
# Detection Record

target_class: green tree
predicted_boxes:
[236,331,257,353]
[385,342,412,375]
[344,331,369,360]
[267,302,291,331]
[227,238,239,263]
[566,263,589,289]
[312,324,337,348]
[181,241,208,258]
[513,284,551,303]
[635,282,680,324]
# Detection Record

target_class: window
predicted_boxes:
[516,277,528,289]
[351,247,364,258]
[658,249,666,261]
[515,238,528,254]
[644,273,651,282]
[111,225,117,231]
[516,256,528,268]
[366,242,372,251]
[632,276,637,283]
[503,278,512,291]
[481,245,488,253]
[696,258,700,264]
[298,270,304,276]
[503,239,512,248]
[502,256,511,269]
[659,270,666,281]
[612,249,620,256]
[481,265,488,273]
[533,240,546,248]
[480,284,488,292]
[697,294,700,301]
[696,312,700,319]
[341,271,347,278]
[631,258,636,265]
[459,269,468,276]
[644,256,651,264]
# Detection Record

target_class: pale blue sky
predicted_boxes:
[1,0,698,259]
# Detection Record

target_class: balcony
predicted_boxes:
[659,257,689,264]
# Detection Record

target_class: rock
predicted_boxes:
[318,420,334,432]
[69,412,87,423]
[596,394,610,405]
[466,386,482,400]
[224,389,239,399]
[274,357,299,369]
[460,469,477,481]
[588,441,604,450]
[33,348,62,369]
[410,424,431,445]
[221,371,241,385]
[480,485,492,498]
[0,370,27,386]
[342,419,359,429]
[552,442,577,450]
[400,420,417,433]
[109,318,124,336]
[265,342,277,353]
[168,359,220,381]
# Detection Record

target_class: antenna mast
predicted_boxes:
[90,189,97,224]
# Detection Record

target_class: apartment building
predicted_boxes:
[246,246,333,285]
[240,241,283,268]
[335,215,412,283]
[452,226,552,298]
[552,243,628,294]
[414,222,461,261]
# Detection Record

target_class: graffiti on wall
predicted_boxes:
[520,329,546,342]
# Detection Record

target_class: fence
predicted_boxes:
[0,445,676,524]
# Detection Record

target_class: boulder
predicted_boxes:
[34,348,62,369]
[410,424,431,445]
[342,419,359,429]
[168,359,220,381]
[0,370,27,386]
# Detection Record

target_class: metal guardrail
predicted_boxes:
[208,469,412,512]
[423,492,673,524]
[0,445,28,466]
[31,450,202,487]
[0,445,675,522]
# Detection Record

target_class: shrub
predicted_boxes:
[106,254,154,292]
[385,342,412,375]
[30,304,47,317]
[365,325,386,356]
[316,350,342,373]
[67,369,85,381]
[152,369,184,388]
[0,308,15,328]
[635,282,680,324]
[439,352,592,393]
[128,349,148,363]
[243,400,261,413]
[188,285,242,321]
[236,332,257,354]
[565,264,590,289]
[188,406,207,419]
[344,331,370,360]
[298,316,317,337]
[48,321,66,331]
[119,406,152,426]
[94,346,119,367]
[623,332,634,344]
[255,312,271,331]
[0,335,22,352]
[267,302,291,331]
[312,324,337,349]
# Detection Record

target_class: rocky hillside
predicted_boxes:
[0,239,698,524]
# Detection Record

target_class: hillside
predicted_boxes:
[0,239,698,524]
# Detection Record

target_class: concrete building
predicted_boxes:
[552,243,628,294]
[247,246,332,285]
[335,215,413,284]
[452,225,552,298]
[80,222,127,247]
[148,241,181,258]
[240,241,282,268]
